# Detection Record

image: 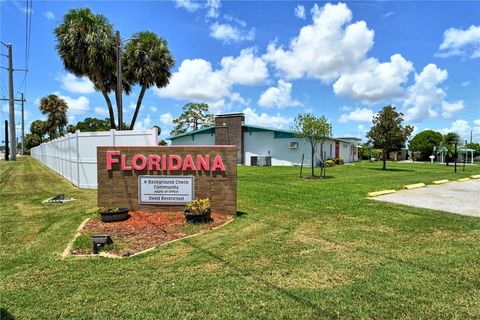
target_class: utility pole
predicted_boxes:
[8,43,16,160]
[4,120,9,160]
[20,93,25,155]
[115,31,123,130]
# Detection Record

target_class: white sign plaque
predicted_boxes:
[138,176,194,205]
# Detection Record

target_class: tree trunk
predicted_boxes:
[383,150,387,170]
[94,71,116,129]
[311,142,315,177]
[129,85,147,130]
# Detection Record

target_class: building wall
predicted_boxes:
[97,146,237,215]
[170,133,215,146]
[243,131,349,166]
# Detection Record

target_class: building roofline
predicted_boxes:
[167,123,358,144]
[166,126,215,140]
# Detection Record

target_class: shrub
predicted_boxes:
[324,159,335,167]
[185,198,211,215]
[334,157,344,165]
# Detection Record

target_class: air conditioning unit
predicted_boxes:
[289,141,298,149]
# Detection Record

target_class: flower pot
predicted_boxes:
[184,208,212,223]
[99,208,130,222]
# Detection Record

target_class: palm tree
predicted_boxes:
[54,8,118,129]
[122,31,174,129]
[440,132,461,165]
[39,94,68,139]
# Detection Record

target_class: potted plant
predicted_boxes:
[184,198,212,223]
[98,207,130,222]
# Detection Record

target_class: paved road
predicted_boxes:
[371,179,480,218]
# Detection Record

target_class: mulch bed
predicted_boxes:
[71,211,233,257]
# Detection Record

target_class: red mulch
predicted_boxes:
[72,211,232,257]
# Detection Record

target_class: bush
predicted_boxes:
[409,130,443,161]
[324,159,335,167]
[334,157,344,165]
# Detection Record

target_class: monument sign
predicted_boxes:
[97,146,237,214]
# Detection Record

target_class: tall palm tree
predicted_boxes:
[39,94,68,139]
[54,8,118,129]
[122,31,174,129]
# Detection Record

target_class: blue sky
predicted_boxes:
[1,0,479,144]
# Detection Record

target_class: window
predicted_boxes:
[289,141,298,149]
[329,144,333,157]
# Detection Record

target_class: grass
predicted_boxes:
[1,157,479,319]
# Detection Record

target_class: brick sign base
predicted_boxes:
[97,146,237,215]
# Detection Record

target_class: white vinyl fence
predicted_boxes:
[31,129,158,188]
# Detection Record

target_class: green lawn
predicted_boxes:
[1,157,479,319]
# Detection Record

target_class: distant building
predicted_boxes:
[167,113,360,166]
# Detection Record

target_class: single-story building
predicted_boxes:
[167,113,360,166]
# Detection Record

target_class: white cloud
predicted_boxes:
[437,25,480,59]
[156,50,264,114]
[461,81,470,87]
[440,119,480,140]
[134,114,153,130]
[220,48,268,85]
[338,107,375,123]
[441,100,464,119]
[264,3,374,83]
[384,12,394,18]
[404,64,448,122]
[210,22,255,43]
[243,107,293,129]
[258,80,301,109]
[94,106,109,116]
[156,59,230,103]
[54,93,90,115]
[206,0,221,18]
[333,54,413,103]
[56,73,94,94]
[295,5,306,19]
[174,0,201,12]
[160,112,173,125]
[150,106,158,113]
[44,11,55,20]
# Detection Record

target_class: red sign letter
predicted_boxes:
[211,155,225,172]
[121,154,132,171]
[148,155,161,171]
[132,154,147,171]
[168,155,182,171]
[182,155,196,171]
[106,151,120,170]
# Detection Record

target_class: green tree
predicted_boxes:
[30,120,48,138]
[440,132,461,165]
[292,113,332,177]
[170,103,214,136]
[55,8,120,129]
[24,133,43,150]
[39,94,68,139]
[409,130,443,161]
[75,118,111,132]
[466,142,480,154]
[366,105,414,170]
[122,31,175,130]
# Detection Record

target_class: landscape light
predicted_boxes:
[92,235,113,254]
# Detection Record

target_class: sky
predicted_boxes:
[0,0,479,144]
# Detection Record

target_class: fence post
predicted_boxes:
[76,130,80,187]
[111,129,116,146]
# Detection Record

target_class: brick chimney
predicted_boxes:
[215,113,244,164]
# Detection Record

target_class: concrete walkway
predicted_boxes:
[370,179,480,218]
